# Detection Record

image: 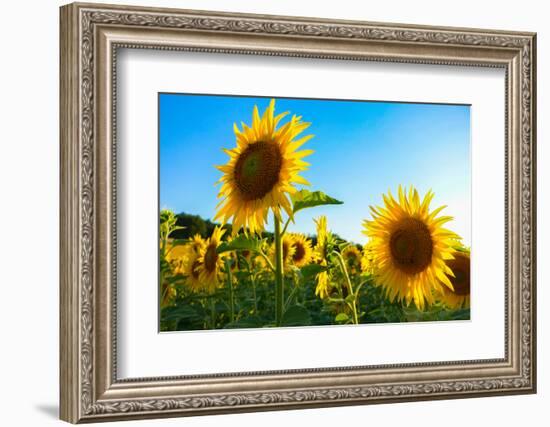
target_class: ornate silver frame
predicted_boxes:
[59,2,537,423]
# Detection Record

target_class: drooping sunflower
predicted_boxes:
[188,234,206,255]
[181,245,203,292]
[362,185,459,310]
[437,249,470,309]
[360,241,376,275]
[289,233,314,268]
[313,215,332,299]
[197,226,227,293]
[342,245,362,275]
[215,99,314,234]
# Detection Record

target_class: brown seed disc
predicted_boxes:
[282,239,292,261]
[389,217,433,274]
[203,244,218,273]
[292,242,306,263]
[448,252,470,295]
[234,141,282,201]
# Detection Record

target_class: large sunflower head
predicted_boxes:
[437,248,470,309]
[214,99,314,234]
[197,226,227,293]
[342,245,362,275]
[289,233,314,267]
[363,185,459,310]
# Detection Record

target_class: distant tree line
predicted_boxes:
[166,212,351,246]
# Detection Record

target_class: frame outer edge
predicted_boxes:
[529,33,537,393]
[60,3,81,424]
[60,2,537,422]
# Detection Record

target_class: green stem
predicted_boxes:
[209,298,216,329]
[274,213,285,326]
[258,250,276,272]
[283,271,300,310]
[280,216,293,236]
[249,268,258,314]
[225,259,235,323]
[284,284,299,311]
[333,251,359,325]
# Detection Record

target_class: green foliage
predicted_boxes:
[159,212,470,332]
[217,235,266,254]
[282,305,312,326]
[291,189,343,214]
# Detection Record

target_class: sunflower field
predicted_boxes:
[160,99,470,332]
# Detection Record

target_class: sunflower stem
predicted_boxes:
[274,213,285,326]
[333,251,359,325]
[280,216,292,237]
[225,259,235,323]
[258,250,276,272]
[245,261,259,314]
[209,297,216,329]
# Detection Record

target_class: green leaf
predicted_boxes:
[345,294,356,304]
[299,264,328,280]
[281,305,312,326]
[291,190,343,214]
[161,305,200,322]
[223,316,264,329]
[335,313,349,323]
[217,235,265,254]
[450,308,471,320]
[338,242,351,251]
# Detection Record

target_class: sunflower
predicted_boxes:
[227,251,239,272]
[181,245,203,292]
[164,241,190,275]
[160,282,177,308]
[362,185,459,310]
[197,226,227,293]
[437,249,470,309]
[361,241,376,275]
[270,233,296,269]
[215,99,314,234]
[342,245,361,275]
[289,233,314,267]
[313,215,332,299]
[188,234,206,254]
[252,254,267,270]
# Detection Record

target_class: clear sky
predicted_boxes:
[159,94,471,245]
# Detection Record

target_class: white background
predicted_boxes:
[0,0,546,426]
[118,50,504,377]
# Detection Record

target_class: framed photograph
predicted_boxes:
[60,2,537,423]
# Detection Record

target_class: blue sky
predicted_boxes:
[159,94,471,245]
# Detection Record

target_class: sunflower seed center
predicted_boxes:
[204,244,218,273]
[448,253,470,295]
[234,141,283,201]
[389,218,433,274]
[292,242,306,262]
